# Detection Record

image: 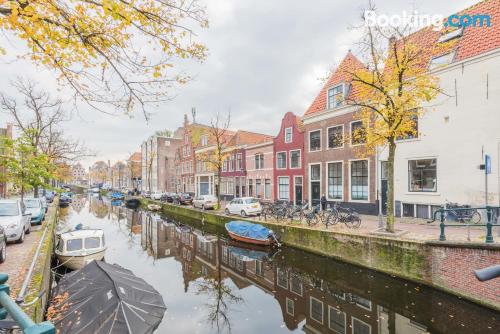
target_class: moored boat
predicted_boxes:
[225,221,280,247]
[125,198,141,208]
[147,204,161,211]
[55,229,107,270]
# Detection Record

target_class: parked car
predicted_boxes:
[0,199,31,243]
[142,191,151,198]
[59,195,71,207]
[40,197,48,213]
[176,193,193,205]
[24,198,46,225]
[151,192,163,200]
[0,226,6,263]
[192,195,218,210]
[61,192,73,202]
[45,191,55,203]
[225,197,262,217]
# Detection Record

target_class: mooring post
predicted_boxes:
[0,273,55,334]
[485,206,494,243]
[439,210,446,241]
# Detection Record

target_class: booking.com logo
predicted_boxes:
[364,10,491,31]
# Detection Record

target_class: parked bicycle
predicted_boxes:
[444,202,481,224]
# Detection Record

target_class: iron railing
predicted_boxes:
[0,273,54,334]
[430,206,500,243]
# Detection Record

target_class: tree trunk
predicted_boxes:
[386,140,397,233]
[216,168,221,210]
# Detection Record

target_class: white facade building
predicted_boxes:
[379,49,500,219]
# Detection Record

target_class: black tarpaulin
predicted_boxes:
[51,261,166,334]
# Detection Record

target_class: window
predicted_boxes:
[329,307,346,334]
[277,268,288,289]
[255,179,261,198]
[351,121,365,145]
[397,114,419,140]
[255,154,264,170]
[438,26,464,43]
[352,294,372,310]
[84,237,101,249]
[67,239,83,252]
[351,160,368,200]
[265,179,271,199]
[290,273,303,296]
[229,156,234,171]
[248,179,253,197]
[352,318,371,334]
[328,162,343,200]
[429,51,455,69]
[309,130,321,151]
[277,152,287,169]
[255,261,264,276]
[222,159,228,172]
[328,84,344,109]
[328,125,343,148]
[278,177,290,200]
[236,153,243,171]
[201,135,208,146]
[310,164,320,181]
[284,127,293,143]
[310,297,323,324]
[286,298,294,316]
[409,159,437,192]
[290,150,301,168]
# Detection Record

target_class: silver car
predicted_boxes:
[192,195,218,210]
[0,200,31,243]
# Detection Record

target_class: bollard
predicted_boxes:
[0,273,55,334]
[439,210,446,241]
[485,206,494,243]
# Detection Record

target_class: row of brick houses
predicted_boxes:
[137,0,500,217]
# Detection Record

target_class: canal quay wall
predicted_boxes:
[142,199,500,311]
[22,202,57,322]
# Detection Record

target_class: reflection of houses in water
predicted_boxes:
[89,196,109,218]
[140,212,177,261]
[126,209,143,235]
[144,220,495,334]
[70,196,87,213]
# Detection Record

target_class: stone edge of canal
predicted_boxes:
[141,198,500,312]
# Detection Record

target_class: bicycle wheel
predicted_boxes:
[345,217,361,229]
[470,211,481,224]
[306,214,318,227]
[324,211,338,228]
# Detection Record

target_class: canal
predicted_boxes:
[56,195,500,334]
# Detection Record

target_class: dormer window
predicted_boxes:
[327,84,344,109]
[429,51,456,70]
[438,26,464,43]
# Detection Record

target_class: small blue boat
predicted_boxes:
[110,192,124,200]
[225,221,280,246]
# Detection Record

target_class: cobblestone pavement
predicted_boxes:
[0,218,46,295]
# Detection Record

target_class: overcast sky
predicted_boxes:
[0,0,477,168]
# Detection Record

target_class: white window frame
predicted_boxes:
[327,83,345,109]
[286,297,295,316]
[276,151,287,170]
[289,149,301,169]
[278,176,290,201]
[352,317,372,334]
[327,124,344,149]
[284,127,293,143]
[277,268,288,289]
[255,153,264,170]
[326,160,343,201]
[264,179,271,199]
[350,120,365,147]
[201,135,208,146]
[309,296,324,324]
[348,159,370,203]
[236,153,243,171]
[328,306,346,334]
[308,129,322,152]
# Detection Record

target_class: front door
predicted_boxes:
[311,181,320,207]
[295,176,303,205]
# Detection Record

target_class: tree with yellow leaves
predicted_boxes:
[0,0,207,117]
[347,17,444,232]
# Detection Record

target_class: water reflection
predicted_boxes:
[60,195,500,334]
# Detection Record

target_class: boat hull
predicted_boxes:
[56,250,106,270]
[227,231,272,246]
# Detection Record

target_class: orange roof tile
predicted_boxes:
[304,52,365,116]
[229,130,273,146]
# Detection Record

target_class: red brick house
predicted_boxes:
[302,52,378,213]
[273,112,305,205]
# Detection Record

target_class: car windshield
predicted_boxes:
[0,203,19,216]
[244,198,258,204]
[25,200,40,208]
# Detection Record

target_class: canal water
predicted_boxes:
[56,195,500,334]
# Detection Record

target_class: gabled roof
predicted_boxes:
[304,51,365,116]
[129,152,141,162]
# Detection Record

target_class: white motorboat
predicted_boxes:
[55,229,107,270]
